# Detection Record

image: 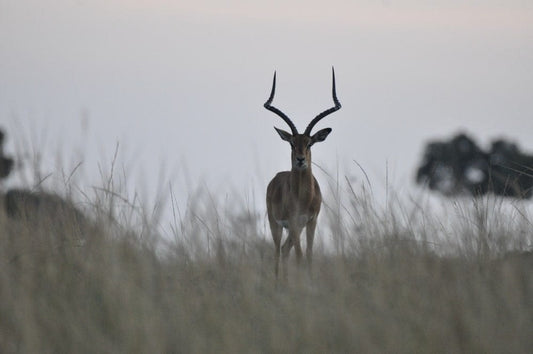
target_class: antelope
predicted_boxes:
[264,68,341,279]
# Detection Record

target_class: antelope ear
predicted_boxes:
[310,128,332,145]
[274,127,293,142]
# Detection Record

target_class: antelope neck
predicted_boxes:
[289,166,314,198]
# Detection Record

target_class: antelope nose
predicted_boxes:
[296,157,305,164]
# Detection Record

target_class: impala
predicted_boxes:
[264,68,341,279]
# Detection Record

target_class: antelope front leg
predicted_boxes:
[306,217,317,272]
[268,219,283,279]
[291,227,304,267]
[280,224,304,279]
[282,222,304,264]
[280,235,293,280]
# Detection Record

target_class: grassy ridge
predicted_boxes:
[1,181,532,353]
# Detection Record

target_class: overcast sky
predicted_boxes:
[1,1,533,225]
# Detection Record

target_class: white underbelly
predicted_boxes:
[276,214,313,229]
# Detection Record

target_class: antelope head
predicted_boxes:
[264,67,341,172]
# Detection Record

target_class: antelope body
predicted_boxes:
[264,68,341,279]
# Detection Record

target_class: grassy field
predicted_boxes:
[1,170,532,353]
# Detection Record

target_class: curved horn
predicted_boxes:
[264,71,298,135]
[304,67,342,136]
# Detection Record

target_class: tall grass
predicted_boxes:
[1,152,532,353]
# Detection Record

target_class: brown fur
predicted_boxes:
[267,134,324,279]
[263,69,341,280]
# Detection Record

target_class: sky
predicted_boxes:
[1,0,533,229]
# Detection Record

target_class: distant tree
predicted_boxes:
[416,132,533,198]
[0,128,91,233]
[0,129,14,179]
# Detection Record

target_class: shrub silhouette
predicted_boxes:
[416,132,533,198]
